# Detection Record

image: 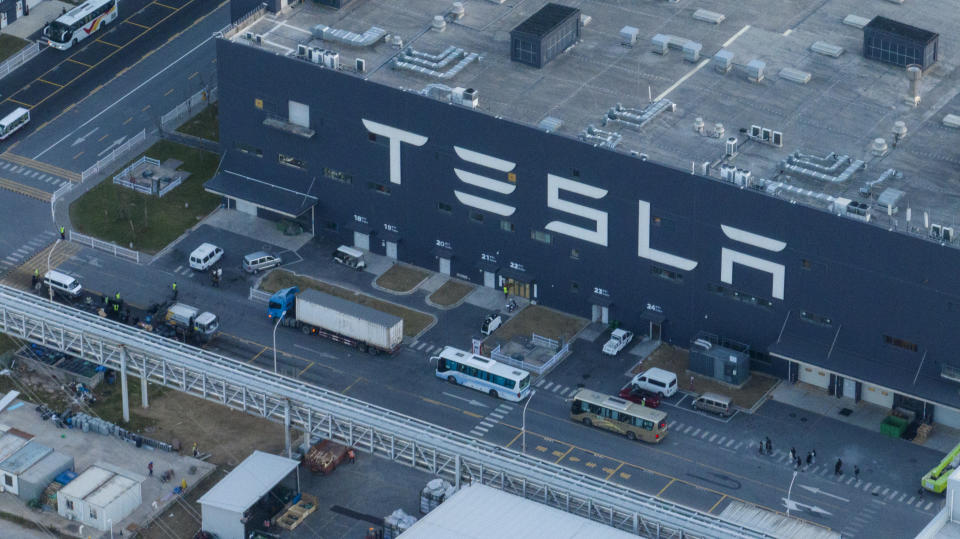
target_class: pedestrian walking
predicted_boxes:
[32,268,39,287]
[503,285,509,299]
[58,225,65,240]
[854,465,860,480]
[811,449,816,464]
[192,442,198,458]
[806,452,812,466]
[758,440,765,455]
[689,375,695,390]
[172,282,178,300]
[348,449,356,464]
[148,462,153,477]
[794,456,801,470]
[765,437,772,455]
[834,458,843,476]
[789,447,796,462]
[181,479,187,491]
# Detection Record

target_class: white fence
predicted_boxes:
[81,129,146,182]
[490,337,570,376]
[249,288,273,303]
[112,177,153,195]
[112,156,182,197]
[0,42,40,81]
[115,156,160,183]
[157,177,183,197]
[50,181,74,221]
[160,86,217,128]
[532,333,560,351]
[69,231,143,264]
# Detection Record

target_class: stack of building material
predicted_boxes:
[304,440,348,474]
[383,508,417,539]
[419,478,456,514]
[275,493,318,530]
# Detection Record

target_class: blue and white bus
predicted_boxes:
[43,0,118,51]
[433,346,531,402]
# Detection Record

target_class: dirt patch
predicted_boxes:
[375,264,430,293]
[260,269,434,337]
[631,344,779,409]
[484,305,587,348]
[429,280,475,306]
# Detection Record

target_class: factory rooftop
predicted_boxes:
[225,0,960,239]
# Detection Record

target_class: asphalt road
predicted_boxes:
[0,0,227,176]
[42,224,945,539]
[0,189,58,274]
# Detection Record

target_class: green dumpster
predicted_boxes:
[880,415,909,438]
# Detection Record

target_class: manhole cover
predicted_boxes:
[838,408,854,416]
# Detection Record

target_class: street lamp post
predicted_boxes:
[107,518,113,539]
[521,390,536,454]
[786,470,799,517]
[46,238,59,302]
[272,311,286,373]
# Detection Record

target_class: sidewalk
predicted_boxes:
[771,381,959,453]
[2,0,72,40]
[200,208,314,252]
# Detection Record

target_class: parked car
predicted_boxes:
[332,245,366,270]
[602,329,634,356]
[242,251,282,274]
[189,243,223,271]
[630,367,678,397]
[617,384,661,408]
[480,313,502,336]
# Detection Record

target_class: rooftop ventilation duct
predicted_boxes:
[311,24,386,47]
[602,100,674,130]
[399,46,463,69]
[392,52,479,79]
[579,125,621,149]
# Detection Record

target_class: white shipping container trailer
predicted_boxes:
[294,289,403,354]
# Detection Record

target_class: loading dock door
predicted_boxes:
[798,364,830,389]
[353,232,370,251]
[843,378,857,401]
[862,384,894,408]
[483,271,496,288]
[439,257,451,275]
[591,305,609,324]
[385,241,398,259]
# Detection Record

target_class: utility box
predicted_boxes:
[863,16,938,70]
[689,332,751,386]
[510,3,581,68]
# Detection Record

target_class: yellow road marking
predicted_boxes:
[657,478,676,497]
[568,456,580,462]
[341,376,362,393]
[72,151,84,160]
[535,445,547,452]
[37,79,64,88]
[97,39,121,48]
[188,71,199,79]
[164,88,175,96]
[98,133,109,142]
[709,494,727,514]
[462,410,482,419]
[123,117,133,125]
[605,463,623,480]
[504,431,522,449]
[154,1,177,9]
[66,58,92,67]
[6,98,33,108]
[141,104,151,112]
[619,471,631,480]
[247,346,267,363]
[125,20,151,29]
[585,462,596,468]
[554,445,574,463]
[298,362,314,376]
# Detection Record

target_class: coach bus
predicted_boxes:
[433,346,531,402]
[0,107,30,141]
[570,388,668,443]
[43,0,118,51]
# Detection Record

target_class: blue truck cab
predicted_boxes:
[268,286,298,319]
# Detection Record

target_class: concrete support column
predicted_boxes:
[140,359,149,409]
[284,399,292,459]
[302,410,312,453]
[120,346,130,423]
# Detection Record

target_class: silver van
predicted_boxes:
[242,251,281,274]
[692,392,733,417]
[43,270,82,298]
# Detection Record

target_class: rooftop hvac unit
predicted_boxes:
[734,169,751,187]
[720,164,736,182]
[356,58,366,73]
[324,51,340,70]
[452,87,478,108]
[772,131,783,147]
[762,128,771,142]
[725,137,738,156]
[297,44,308,57]
[943,227,954,242]
[750,125,761,138]
[255,34,263,45]
[244,32,254,40]
[931,224,942,239]
[620,26,639,46]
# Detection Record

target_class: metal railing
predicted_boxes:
[157,177,183,197]
[490,336,570,376]
[160,86,218,128]
[69,231,142,264]
[0,42,40,81]
[249,288,273,303]
[0,284,772,539]
[532,333,561,351]
[81,129,147,182]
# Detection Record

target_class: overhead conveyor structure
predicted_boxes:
[0,285,774,539]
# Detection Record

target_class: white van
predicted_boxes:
[630,367,678,397]
[43,270,82,297]
[189,243,224,271]
[332,245,366,270]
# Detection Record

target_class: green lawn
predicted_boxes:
[0,34,29,64]
[69,141,221,254]
[176,102,219,141]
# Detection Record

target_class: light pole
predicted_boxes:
[786,470,799,517]
[272,310,286,373]
[46,239,59,302]
[521,389,536,454]
[107,518,113,539]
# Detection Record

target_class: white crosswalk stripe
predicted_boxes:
[700,431,710,439]
[416,342,427,350]
[916,499,925,507]
[40,174,49,181]
[898,493,906,502]
[709,434,717,442]
[691,428,701,437]
[925,502,934,511]
[489,413,505,420]
[862,482,872,491]
[479,420,494,427]
[425,345,437,354]
[846,477,855,485]
[543,382,554,391]
[716,436,725,445]
[682,426,692,434]
[30,171,38,178]
[888,490,898,500]
[560,387,571,396]
[907,496,915,505]
[881,488,888,495]
[2,163,10,170]
[552,384,563,392]
[668,421,678,429]
[536,379,546,388]
[726,439,735,447]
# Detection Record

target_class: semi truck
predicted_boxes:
[268,287,403,355]
[161,302,220,343]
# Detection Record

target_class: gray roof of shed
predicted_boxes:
[198,451,299,512]
[298,288,403,328]
[0,442,52,475]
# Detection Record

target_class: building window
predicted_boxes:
[650,265,683,283]
[367,182,391,195]
[323,168,352,184]
[500,220,515,233]
[90,508,98,519]
[234,143,262,157]
[278,154,306,170]
[570,281,579,293]
[570,248,580,260]
[708,283,773,310]
[469,211,484,223]
[531,230,553,244]
[3,474,11,486]
[437,202,452,214]
[883,334,918,352]
[800,310,832,326]
[66,500,74,510]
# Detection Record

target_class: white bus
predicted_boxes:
[0,107,30,141]
[433,346,531,402]
[43,0,118,51]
